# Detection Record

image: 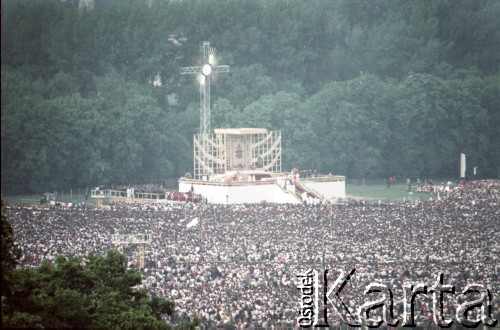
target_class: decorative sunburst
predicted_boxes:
[191,46,224,91]
[180,41,230,135]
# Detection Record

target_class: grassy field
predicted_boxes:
[2,192,96,206]
[346,183,434,202]
[3,183,434,205]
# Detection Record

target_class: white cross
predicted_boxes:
[180,41,229,135]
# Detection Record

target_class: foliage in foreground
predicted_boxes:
[1,201,176,329]
[1,249,175,329]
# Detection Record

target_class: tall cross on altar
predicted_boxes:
[181,41,230,135]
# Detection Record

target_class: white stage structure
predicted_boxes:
[180,125,346,204]
[193,128,281,179]
[179,41,345,204]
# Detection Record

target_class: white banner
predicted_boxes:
[460,153,466,178]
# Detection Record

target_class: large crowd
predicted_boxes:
[5,180,499,328]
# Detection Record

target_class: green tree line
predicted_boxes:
[2,0,499,193]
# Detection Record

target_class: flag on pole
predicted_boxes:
[186,218,199,228]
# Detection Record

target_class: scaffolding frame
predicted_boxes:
[193,128,281,179]
[111,234,151,269]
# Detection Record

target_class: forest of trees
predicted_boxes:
[2,0,499,194]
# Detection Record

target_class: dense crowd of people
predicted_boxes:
[5,180,499,328]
